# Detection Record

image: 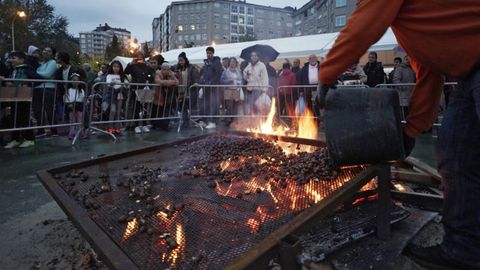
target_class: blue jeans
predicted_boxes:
[437,66,480,266]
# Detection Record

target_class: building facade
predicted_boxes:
[152,0,294,52]
[80,23,131,58]
[292,0,357,36]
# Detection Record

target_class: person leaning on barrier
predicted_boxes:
[34,47,58,136]
[243,51,269,115]
[124,52,155,134]
[317,1,480,269]
[0,51,41,149]
[173,52,199,127]
[152,63,179,131]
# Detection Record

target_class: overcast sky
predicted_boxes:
[47,0,311,42]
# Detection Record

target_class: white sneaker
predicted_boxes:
[205,122,217,129]
[134,126,143,134]
[18,140,35,148]
[4,140,20,149]
[142,126,150,133]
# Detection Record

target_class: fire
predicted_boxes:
[394,183,407,192]
[245,97,318,153]
[306,181,323,203]
[169,223,185,266]
[220,159,231,172]
[123,218,138,240]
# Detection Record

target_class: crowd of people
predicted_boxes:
[0,45,423,149]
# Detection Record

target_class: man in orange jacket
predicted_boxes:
[318,1,480,269]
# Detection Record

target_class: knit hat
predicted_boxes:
[27,45,39,56]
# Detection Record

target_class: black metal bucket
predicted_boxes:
[324,87,405,166]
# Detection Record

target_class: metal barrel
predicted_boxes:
[324,87,405,166]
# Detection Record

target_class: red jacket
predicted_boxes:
[278,68,297,95]
[319,0,480,138]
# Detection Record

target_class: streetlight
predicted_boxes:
[11,10,27,51]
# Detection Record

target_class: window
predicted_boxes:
[295,20,302,25]
[214,24,220,29]
[214,3,220,8]
[231,36,239,42]
[246,27,254,35]
[286,22,293,27]
[336,0,347,7]
[277,21,281,26]
[214,13,220,20]
[335,15,346,27]
[202,34,207,40]
[223,14,229,19]
[223,24,229,30]
[247,7,254,15]
[239,15,245,24]
[178,25,184,32]
[239,6,245,13]
[231,24,238,33]
[247,17,254,25]
[214,34,221,39]
[231,5,238,13]
[178,15,183,21]
[231,14,238,23]
[179,5,183,11]
[239,26,245,34]
[178,35,183,41]
[191,24,196,31]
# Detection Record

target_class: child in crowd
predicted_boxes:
[102,60,127,135]
[64,73,85,140]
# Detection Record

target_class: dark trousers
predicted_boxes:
[200,86,221,122]
[8,102,34,141]
[436,66,480,266]
[33,88,57,134]
[151,104,169,131]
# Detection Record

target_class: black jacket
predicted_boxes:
[363,62,385,87]
[199,56,223,85]
[55,65,86,94]
[299,62,320,85]
[125,62,155,84]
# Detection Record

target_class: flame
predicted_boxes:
[306,182,323,203]
[394,183,407,192]
[123,218,138,240]
[245,97,318,153]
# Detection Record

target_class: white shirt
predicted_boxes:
[106,74,123,89]
[243,61,269,92]
[308,64,319,85]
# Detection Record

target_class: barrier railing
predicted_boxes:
[0,78,89,145]
[88,82,185,140]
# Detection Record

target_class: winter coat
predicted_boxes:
[199,56,223,85]
[340,64,367,85]
[243,61,269,92]
[299,62,320,85]
[35,59,58,89]
[154,70,179,106]
[363,61,385,87]
[393,62,416,106]
[9,63,41,86]
[124,62,155,84]
[174,64,200,88]
[277,68,297,95]
[221,68,243,88]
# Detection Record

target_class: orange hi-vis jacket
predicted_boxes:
[319,0,480,138]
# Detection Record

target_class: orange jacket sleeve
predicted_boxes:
[319,0,404,84]
[404,60,444,138]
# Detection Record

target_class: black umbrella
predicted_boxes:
[240,44,280,61]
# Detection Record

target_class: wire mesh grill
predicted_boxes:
[52,134,364,270]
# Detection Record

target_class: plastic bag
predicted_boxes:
[295,96,306,115]
[255,92,272,114]
[198,88,204,99]
[239,88,245,101]
[135,88,155,103]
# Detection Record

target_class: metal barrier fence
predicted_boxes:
[179,84,274,131]
[0,78,89,145]
[88,82,186,140]
[0,78,459,146]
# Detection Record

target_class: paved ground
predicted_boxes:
[0,127,439,269]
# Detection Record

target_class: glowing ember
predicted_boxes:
[394,183,407,192]
[169,224,185,266]
[123,218,138,240]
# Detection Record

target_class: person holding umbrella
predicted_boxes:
[317,1,480,269]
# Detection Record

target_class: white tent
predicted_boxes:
[162,28,398,65]
[110,56,134,70]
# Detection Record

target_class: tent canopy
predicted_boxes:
[162,28,398,65]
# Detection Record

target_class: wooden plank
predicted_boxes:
[391,169,440,187]
[226,167,378,270]
[391,191,444,212]
[404,157,442,183]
